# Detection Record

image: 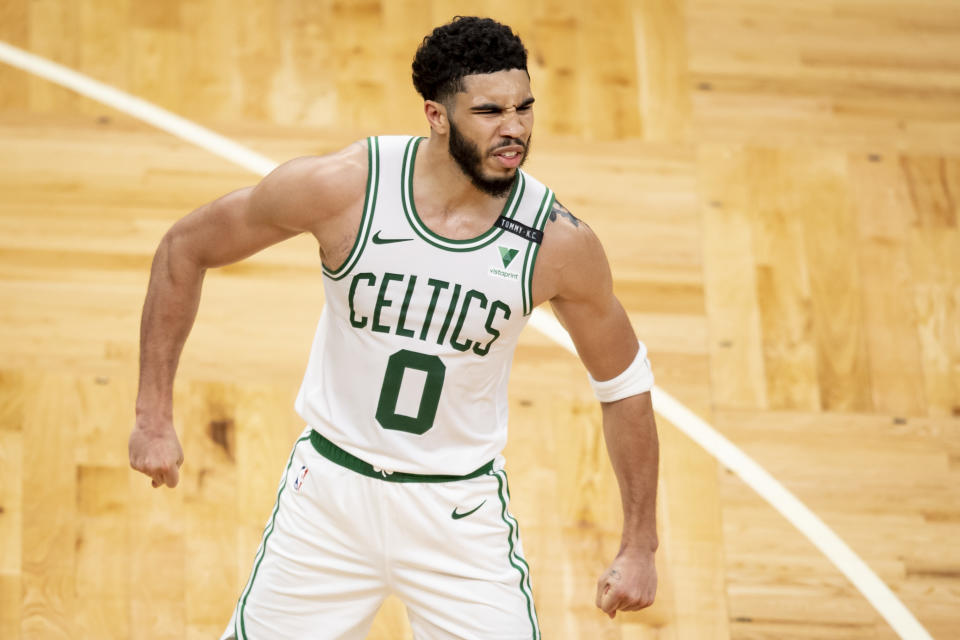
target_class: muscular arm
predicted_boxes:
[130,145,367,488]
[137,187,296,422]
[534,201,659,617]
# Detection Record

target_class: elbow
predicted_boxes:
[153,224,207,282]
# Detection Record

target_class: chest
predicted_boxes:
[340,239,526,356]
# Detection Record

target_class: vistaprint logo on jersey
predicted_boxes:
[489,246,520,280]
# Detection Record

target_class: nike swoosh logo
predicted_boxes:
[372,231,413,245]
[451,500,486,520]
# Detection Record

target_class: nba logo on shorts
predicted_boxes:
[293,465,309,491]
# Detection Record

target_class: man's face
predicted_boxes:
[445,70,534,197]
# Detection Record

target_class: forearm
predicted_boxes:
[136,230,206,425]
[601,391,659,553]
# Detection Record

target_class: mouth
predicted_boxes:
[491,145,525,169]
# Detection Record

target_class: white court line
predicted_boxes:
[0,39,933,640]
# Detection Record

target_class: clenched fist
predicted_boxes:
[129,421,184,488]
[596,548,657,618]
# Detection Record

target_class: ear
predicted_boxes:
[424,100,448,135]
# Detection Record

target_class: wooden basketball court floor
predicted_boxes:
[1,1,959,638]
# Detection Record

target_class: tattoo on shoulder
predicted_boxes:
[548,200,584,228]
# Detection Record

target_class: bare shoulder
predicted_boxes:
[533,199,636,381]
[547,199,586,231]
[249,140,369,233]
[532,198,611,307]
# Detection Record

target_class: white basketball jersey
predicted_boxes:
[295,136,554,475]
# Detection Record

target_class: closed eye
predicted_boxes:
[470,99,535,116]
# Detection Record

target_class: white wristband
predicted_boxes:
[588,341,654,402]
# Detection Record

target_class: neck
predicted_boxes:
[417,136,506,214]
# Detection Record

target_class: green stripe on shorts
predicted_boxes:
[235,434,311,640]
[491,469,541,639]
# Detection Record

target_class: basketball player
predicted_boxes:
[129,16,659,639]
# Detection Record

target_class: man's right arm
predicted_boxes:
[130,144,367,488]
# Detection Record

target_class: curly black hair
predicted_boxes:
[412,16,528,104]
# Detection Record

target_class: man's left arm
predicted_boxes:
[539,201,659,618]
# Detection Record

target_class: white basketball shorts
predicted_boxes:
[219,427,541,640]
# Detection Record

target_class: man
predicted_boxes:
[129,16,658,639]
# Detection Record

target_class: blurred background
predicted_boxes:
[0,0,958,638]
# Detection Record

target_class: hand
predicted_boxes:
[595,548,657,619]
[129,419,184,488]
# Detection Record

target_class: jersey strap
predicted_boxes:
[322,136,381,280]
[519,187,555,315]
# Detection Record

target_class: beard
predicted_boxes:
[448,120,530,198]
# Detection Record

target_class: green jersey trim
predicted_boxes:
[520,189,555,315]
[322,136,380,280]
[400,137,525,252]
